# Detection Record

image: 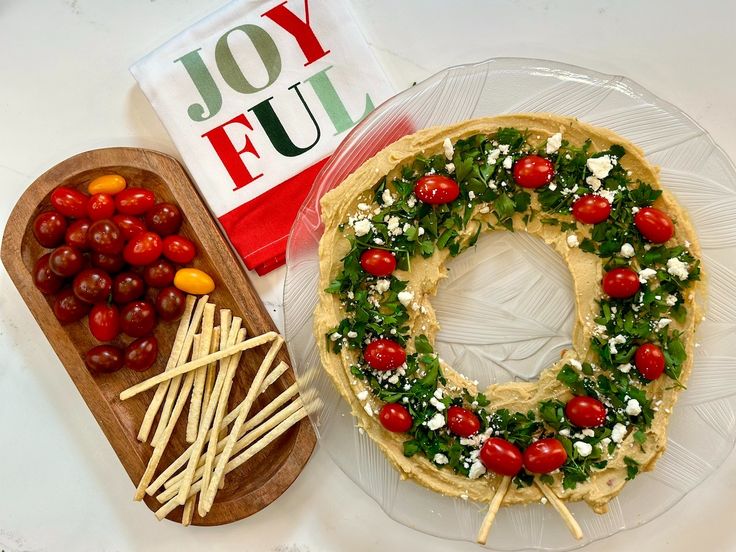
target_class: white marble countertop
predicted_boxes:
[2,1,736,550]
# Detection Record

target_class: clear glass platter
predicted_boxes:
[283,58,736,550]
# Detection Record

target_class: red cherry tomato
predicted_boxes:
[572,194,611,224]
[120,301,157,337]
[360,249,396,277]
[565,396,607,428]
[65,219,91,250]
[145,203,182,236]
[85,345,124,374]
[53,288,91,324]
[634,207,674,244]
[72,268,112,304]
[480,437,523,477]
[602,268,640,299]
[125,336,159,372]
[414,175,460,205]
[155,286,186,321]
[124,232,163,266]
[88,304,120,341]
[446,406,481,437]
[363,338,406,371]
[50,187,88,218]
[33,211,67,248]
[522,438,568,474]
[635,343,666,380]
[48,245,84,277]
[378,403,413,433]
[86,193,116,221]
[112,214,147,241]
[87,219,124,255]
[512,155,555,188]
[115,188,156,215]
[33,253,65,295]
[162,235,196,264]
[112,272,146,304]
[90,251,125,273]
[143,258,175,287]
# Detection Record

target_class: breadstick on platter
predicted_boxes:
[137,294,196,442]
[161,398,304,498]
[145,379,298,497]
[182,495,196,527]
[155,407,307,521]
[201,326,220,414]
[119,331,278,401]
[535,479,583,540]
[199,321,244,502]
[199,336,284,515]
[476,475,511,545]
[151,295,210,446]
[187,303,215,442]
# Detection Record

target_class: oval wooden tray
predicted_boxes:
[1,148,315,526]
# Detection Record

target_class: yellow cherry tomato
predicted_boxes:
[174,268,215,295]
[88,174,126,195]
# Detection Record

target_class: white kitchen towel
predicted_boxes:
[131,0,394,274]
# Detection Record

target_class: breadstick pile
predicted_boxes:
[120,294,307,525]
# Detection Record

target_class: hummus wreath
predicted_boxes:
[314,114,702,540]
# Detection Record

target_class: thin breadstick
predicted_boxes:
[145,381,298,497]
[199,336,284,515]
[259,360,290,391]
[134,370,195,501]
[119,331,277,401]
[151,295,210,445]
[535,480,583,540]
[176,322,243,505]
[199,321,244,502]
[137,295,196,442]
[161,398,303,498]
[201,326,220,413]
[182,495,195,526]
[155,407,307,521]
[477,475,511,545]
[187,303,215,442]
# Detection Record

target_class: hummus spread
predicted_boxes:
[314,114,702,514]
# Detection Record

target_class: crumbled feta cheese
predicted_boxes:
[353,218,372,237]
[357,203,370,211]
[433,388,444,399]
[582,428,595,438]
[363,403,373,416]
[330,332,342,341]
[574,441,593,457]
[546,132,562,154]
[381,188,394,207]
[433,453,449,465]
[407,196,417,208]
[429,397,446,411]
[632,206,640,215]
[373,237,385,245]
[427,413,446,431]
[356,390,369,401]
[620,243,635,258]
[600,437,611,450]
[388,374,399,385]
[478,205,490,214]
[667,257,689,280]
[347,331,358,339]
[593,324,608,338]
[468,460,486,479]
[654,318,672,331]
[567,234,579,248]
[665,294,678,306]
[626,399,642,416]
[418,227,425,236]
[618,363,632,374]
[374,279,390,294]
[586,175,602,191]
[638,268,657,284]
[558,428,571,437]
[443,137,454,160]
[487,148,501,165]
[569,359,582,370]
[611,423,627,443]
[608,334,627,354]
[398,290,414,307]
[386,216,401,235]
[502,156,513,169]
[445,162,455,174]
[548,182,557,191]
[540,497,548,504]
[560,184,579,197]
[499,144,510,154]
[597,188,617,204]
[587,155,614,179]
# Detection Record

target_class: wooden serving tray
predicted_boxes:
[1,148,316,525]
